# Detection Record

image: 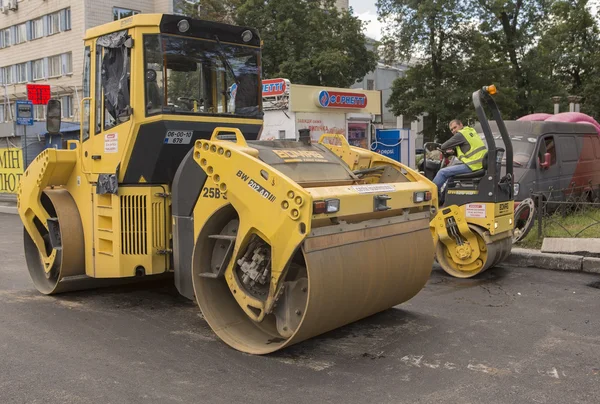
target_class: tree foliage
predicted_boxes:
[474,0,553,116]
[377,0,472,141]
[173,0,242,24]
[237,0,378,87]
[380,0,600,140]
[174,1,378,88]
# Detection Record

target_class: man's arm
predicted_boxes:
[440,133,467,151]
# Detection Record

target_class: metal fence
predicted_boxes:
[529,183,600,239]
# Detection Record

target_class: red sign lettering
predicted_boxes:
[27,84,51,105]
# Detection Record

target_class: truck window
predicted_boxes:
[557,135,578,162]
[541,136,557,165]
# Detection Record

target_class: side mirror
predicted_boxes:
[539,152,551,169]
[46,99,62,135]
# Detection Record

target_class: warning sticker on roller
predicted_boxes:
[104,133,118,153]
[466,203,487,218]
[351,184,396,194]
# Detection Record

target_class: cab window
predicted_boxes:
[96,30,132,132]
[81,46,91,142]
[143,33,261,118]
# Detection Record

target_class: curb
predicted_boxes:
[0,206,18,215]
[506,247,600,274]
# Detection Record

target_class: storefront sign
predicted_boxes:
[0,148,24,194]
[316,90,368,109]
[262,78,287,97]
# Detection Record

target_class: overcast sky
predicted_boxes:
[349,0,383,40]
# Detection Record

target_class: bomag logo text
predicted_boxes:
[273,150,325,159]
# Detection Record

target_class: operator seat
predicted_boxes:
[451,152,488,180]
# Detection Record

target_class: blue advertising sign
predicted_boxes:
[373,129,401,162]
[16,100,34,126]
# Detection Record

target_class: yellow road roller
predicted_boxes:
[17,14,439,354]
[417,86,515,278]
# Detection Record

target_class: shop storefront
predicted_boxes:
[261,79,382,149]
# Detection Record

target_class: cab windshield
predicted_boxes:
[479,133,537,167]
[143,34,261,118]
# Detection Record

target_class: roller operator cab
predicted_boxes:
[421,86,515,278]
[18,15,440,354]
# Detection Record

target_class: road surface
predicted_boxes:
[1,213,599,404]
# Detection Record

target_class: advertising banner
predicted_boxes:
[0,148,24,194]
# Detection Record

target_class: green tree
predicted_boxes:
[536,0,600,117]
[473,0,555,115]
[377,0,473,142]
[236,0,378,88]
[173,0,242,23]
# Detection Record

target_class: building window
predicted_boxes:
[0,67,4,84]
[16,63,27,83]
[61,95,73,118]
[48,55,62,78]
[367,79,375,90]
[48,12,61,35]
[34,105,46,121]
[31,18,44,40]
[0,103,11,122]
[62,9,72,31]
[33,59,45,80]
[62,52,73,75]
[3,66,14,85]
[15,23,27,44]
[113,7,140,20]
[0,29,9,48]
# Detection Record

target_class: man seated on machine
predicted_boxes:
[432,119,488,198]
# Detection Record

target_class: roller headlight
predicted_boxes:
[313,199,340,214]
[178,19,190,33]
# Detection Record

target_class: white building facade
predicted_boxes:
[0,0,174,124]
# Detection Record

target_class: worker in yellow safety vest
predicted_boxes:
[432,119,488,197]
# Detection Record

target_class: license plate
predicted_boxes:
[164,130,194,144]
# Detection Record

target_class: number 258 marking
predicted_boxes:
[202,187,226,199]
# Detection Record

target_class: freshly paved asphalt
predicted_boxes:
[1,213,599,404]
